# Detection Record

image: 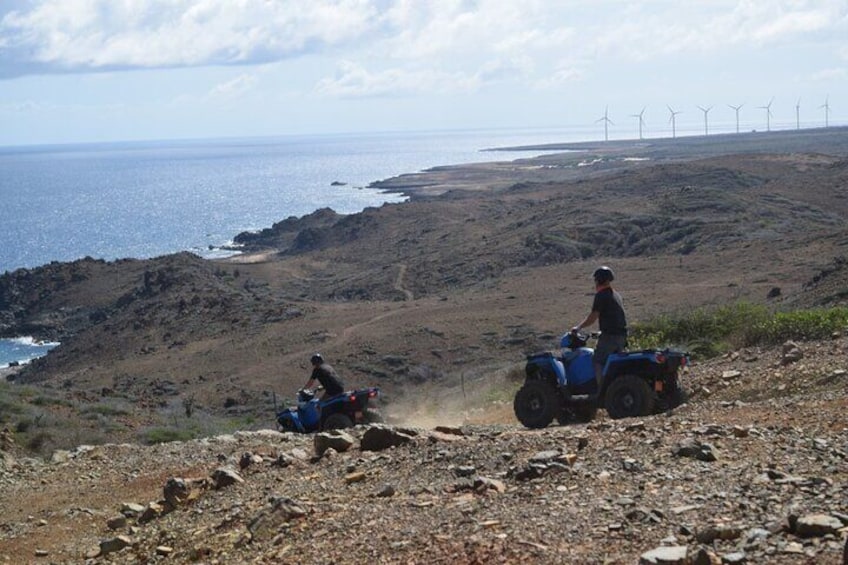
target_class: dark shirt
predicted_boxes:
[592,287,627,336]
[311,362,344,396]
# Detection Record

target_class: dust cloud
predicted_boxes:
[380,364,521,429]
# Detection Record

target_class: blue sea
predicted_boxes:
[0,126,589,366]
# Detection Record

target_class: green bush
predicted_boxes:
[25,431,51,452]
[80,402,131,417]
[742,308,848,345]
[30,395,74,408]
[630,303,848,359]
[140,427,197,445]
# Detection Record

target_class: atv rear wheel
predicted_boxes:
[604,375,655,419]
[658,381,689,412]
[278,418,297,433]
[323,413,354,430]
[362,408,384,424]
[514,380,558,429]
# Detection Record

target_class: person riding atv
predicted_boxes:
[571,266,627,391]
[303,353,344,399]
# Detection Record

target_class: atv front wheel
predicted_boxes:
[323,413,354,430]
[514,380,558,429]
[605,375,655,419]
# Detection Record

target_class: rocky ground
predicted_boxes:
[1,335,846,564]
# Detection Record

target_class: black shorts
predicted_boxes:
[594,334,627,367]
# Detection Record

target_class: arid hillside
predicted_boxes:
[1,127,847,447]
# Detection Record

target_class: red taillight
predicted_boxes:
[655,353,666,364]
[368,390,377,398]
[349,395,356,403]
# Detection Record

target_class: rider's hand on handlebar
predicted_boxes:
[570,326,581,334]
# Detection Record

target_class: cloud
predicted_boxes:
[0,100,44,114]
[534,65,584,90]
[315,60,481,97]
[577,0,848,62]
[205,73,258,102]
[0,0,379,78]
[808,67,847,82]
[1,0,846,88]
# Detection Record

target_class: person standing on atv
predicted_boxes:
[303,353,345,399]
[571,266,628,390]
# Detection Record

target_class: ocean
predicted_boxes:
[0,126,592,367]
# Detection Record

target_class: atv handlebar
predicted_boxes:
[571,329,601,340]
[296,387,323,402]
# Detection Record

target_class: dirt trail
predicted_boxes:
[394,263,414,301]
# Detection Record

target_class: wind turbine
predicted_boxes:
[697,105,712,136]
[758,97,774,132]
[630,107,646,140]
[667,105,682,138]
[728,103,744,134]
[820,96,830,128]
[795,98,801,130]
[597,106,614,142]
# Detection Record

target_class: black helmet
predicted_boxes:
[310,353,323,365]
[593,266,615,284]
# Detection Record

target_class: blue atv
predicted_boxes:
[276,386,383,433]
[514,331,689,427]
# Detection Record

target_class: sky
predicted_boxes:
[1,0,847,146]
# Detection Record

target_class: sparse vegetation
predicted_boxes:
[79,401,132,417]
[30,395,74,408]
[0,377,273,456]
[629,303,848,358]
[140,426,197,445]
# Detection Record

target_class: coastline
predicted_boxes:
[366,125,848,201]
[0,337,61,369]
[5,125,848,274]
[0,128,592,274]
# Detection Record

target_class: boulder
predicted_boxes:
[781,341,803,365]
[163,477,204,507]
[248,497,308,542]
[673,438,718,462]
[314,430,355,457]
[97,535,132,556]
[794,513,843,537]
[639,545,688,564]
[360,425,415,452]
[696,524,743,544]
[210,467,244,490]
[138,502,166,524]
[105,515,127,531]
[238,451,264,469]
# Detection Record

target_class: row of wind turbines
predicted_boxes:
[597,97,834,141]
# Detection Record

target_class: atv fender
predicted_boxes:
[525,352,566,386]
